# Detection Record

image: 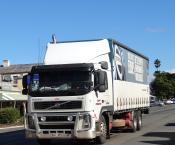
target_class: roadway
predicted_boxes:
[0,104,175,145]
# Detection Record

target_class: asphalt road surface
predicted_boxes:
[0,105,175,145]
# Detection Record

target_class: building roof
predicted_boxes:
[0,64,38,75]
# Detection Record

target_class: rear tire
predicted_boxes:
[95,115,107,144]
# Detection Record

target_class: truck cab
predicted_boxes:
[23,62,113,144]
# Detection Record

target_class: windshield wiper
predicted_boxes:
[39,84,71,92]
[44,101,72,110]
[39,86,55,92]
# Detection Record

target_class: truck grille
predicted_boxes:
[37,114,76,134]
[38,116,76,122]
[34,101,82,110]
[39,124,74,129]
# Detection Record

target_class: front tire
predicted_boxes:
[130,111,137,132]
[37,139,51,145]
[95,115,107,144]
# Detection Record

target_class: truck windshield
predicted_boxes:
[28,71,92,97]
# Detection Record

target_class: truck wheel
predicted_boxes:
[37,139,51,145]
[137,111,142,131]
[95,116,107,144]
[143,108,149,114]
[130,111,137,132]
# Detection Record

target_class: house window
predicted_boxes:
[13,76,18,84]
[2,75,12,82]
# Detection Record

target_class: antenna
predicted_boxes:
[52,34,57,43]
[38,38,41,65]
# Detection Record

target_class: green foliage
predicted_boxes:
[150,72,175,100]
[0,108,20,124]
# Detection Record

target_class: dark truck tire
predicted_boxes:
[130,111,137,132]
[95,115,107,144]
[37,139,51,145]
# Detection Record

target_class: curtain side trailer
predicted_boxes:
[22,38,149,144]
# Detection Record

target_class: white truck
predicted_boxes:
[22,37,150,145]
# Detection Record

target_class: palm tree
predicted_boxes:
[154,59,161,71]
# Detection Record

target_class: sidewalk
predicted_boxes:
[0,125,24,133]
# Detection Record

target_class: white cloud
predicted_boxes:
[167,69,175,74]
[145,27,167,33]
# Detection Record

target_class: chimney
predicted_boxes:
[3,60,10,67]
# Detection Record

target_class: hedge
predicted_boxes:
[0,108,20,124]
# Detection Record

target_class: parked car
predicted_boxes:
[150,100,164,107]
[158,101,165,106]
[171,98,175,104]
[165,99,174,104]
[150,102,156,107]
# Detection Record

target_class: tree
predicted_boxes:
[154,59,161,72]
[150,72,175,100]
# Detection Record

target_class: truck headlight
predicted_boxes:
[28,115,35,129]
[77,114,91,131]
[40,116,46,122]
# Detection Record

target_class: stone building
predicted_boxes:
[0,60,37,108]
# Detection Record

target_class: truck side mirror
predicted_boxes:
[95,70,108,92]
[22,75,28,95]
[22,89,28,95]
[22,75,28,89]
[99,61,108,70]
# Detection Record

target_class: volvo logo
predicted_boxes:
[54,97,60,101]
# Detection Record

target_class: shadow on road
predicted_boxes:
[0,130,35,145]
[0,130,95,145]
[165,123,175,126]
[141,122,175,145]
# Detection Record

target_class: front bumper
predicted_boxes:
[25,112,96,139]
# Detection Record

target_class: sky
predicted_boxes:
[0,0,175,77]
